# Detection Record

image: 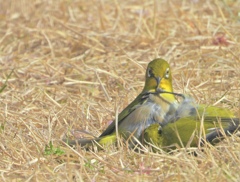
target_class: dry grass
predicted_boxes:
[0,0,240,181]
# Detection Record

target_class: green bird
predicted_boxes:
[144,96,240,150]
[65,58,240,150]
[65,58,182,148]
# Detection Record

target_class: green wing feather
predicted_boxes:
[99,92,148,137]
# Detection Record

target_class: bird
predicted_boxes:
[143,93,240,150]
[65,58,183,148]
[65,58,240,150]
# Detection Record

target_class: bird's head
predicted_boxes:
[143,58,175,101]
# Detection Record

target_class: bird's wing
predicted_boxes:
[99,92,149,137]
[158,115,239,148]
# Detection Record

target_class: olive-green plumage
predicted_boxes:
[65,58,240,150]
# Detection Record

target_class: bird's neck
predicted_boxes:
[142,86,177,103]
[157,85,177,103]
[159,92,176,103]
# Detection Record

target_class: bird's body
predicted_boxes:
[65,58,239,150]
[144,95,239,150]
[66,58,179,147]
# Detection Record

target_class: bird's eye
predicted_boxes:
[165,68,170,79]
[158,125,162,135]
[147,68,154,77]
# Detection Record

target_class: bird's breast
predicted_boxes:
[118,94,178,139]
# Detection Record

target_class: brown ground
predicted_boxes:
[0,0,240,181]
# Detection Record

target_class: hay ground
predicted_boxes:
[0,0,240,181]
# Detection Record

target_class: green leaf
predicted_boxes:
[44,141,65,156]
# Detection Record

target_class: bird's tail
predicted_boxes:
[63,131,117,148]
[63,138,98,146]
[63,129,99,147]
[205,118,240,144]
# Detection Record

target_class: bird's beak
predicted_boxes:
[155,76,162,90]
